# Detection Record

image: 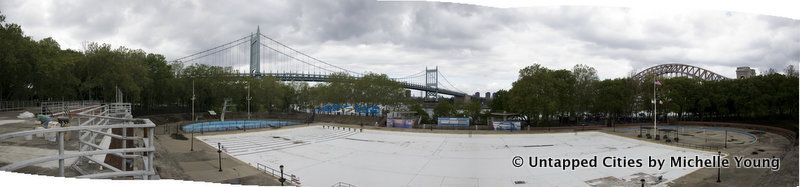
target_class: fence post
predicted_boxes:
[57,131,64,177]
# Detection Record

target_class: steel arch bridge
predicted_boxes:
[631,63,729,82]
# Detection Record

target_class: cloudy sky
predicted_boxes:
[1,0,798,94]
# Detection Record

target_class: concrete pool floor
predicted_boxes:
[198,125,721,186]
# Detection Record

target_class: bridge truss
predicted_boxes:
[632,63,729,82]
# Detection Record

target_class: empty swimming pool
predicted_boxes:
[182,120,299,133]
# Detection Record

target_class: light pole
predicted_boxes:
[279,165,286,186]
[653,77,659,140]
[247,81,251,120]
[192,80,196,122]
[724,130,727,148]
[717,151,722,183]
[190,131,194,151]
[640,178,645,187]
[217,142,223,172]
[697,81,704,122]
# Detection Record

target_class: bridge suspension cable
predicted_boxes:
[260,34,363,76]
[174,39,249,64]
[171,35,250,63]
[259,43,338,74]
[438,71,465,94]
[392,70,426,79]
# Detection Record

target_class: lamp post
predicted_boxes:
[217,142,223,172]
[279,165,286,186]
[717,151,722,183]
[246,81,251,120]
[190,131,194,151]
[653,77,659,140]
[640,178,645,187]
[724,130,727,148]
[192,80,196,122]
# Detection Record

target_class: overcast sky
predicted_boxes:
[1,0,798,94]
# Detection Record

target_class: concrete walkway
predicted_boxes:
[153,133,286,186]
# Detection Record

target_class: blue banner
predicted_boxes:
[437,117,470,127]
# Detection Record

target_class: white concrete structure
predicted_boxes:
[199,126,714,186]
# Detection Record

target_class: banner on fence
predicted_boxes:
[387,118,415,128]
[437,117,470,127]
[492,121,521,130]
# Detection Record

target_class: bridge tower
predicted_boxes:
[425,66,439,100]
[250,27,261,76]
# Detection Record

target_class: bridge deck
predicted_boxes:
[228,73,466,97]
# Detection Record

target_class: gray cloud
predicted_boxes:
[1,0,798,94]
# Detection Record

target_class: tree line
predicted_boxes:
[491,63,799,128]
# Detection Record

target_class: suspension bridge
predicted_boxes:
[170,27,467,98]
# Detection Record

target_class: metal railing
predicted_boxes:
[255,163,300,185]
[40,100,102,115]
[0,102,157,179]
[0,100,40,112]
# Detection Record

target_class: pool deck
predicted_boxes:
[196,125,719,186]
[152,131,287,186]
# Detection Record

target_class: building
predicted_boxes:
[736,67,756,79]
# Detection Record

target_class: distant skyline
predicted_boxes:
[1,0,798,93]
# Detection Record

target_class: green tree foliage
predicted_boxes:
[655,73,799,121]
[77,43,153,101]
[572,64,599,115]
[433,100,454,118]
[489,89,509,112]
[410,103,432,124]
[497,63,797,126]
[507,64,579,125]
[463,101,483,124]
[593,78,636,124]
[1,14,85,100]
